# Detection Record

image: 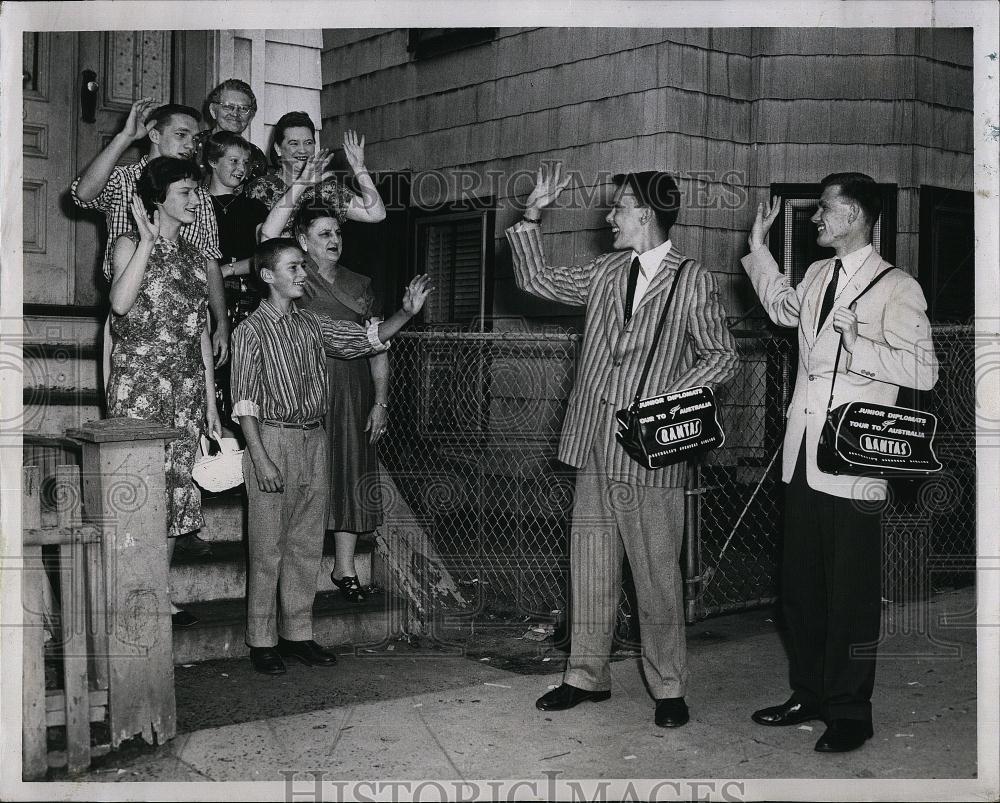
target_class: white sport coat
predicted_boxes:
[741,246,939,500]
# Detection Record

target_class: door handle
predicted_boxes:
[81,69,98,123]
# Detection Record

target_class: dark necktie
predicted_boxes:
[816,258,843,333]
[624,256,641,325]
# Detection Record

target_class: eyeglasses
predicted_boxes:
[216,102,253,117]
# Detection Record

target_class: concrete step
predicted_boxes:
[199,491,246,543]
[22,341,100,392]
[172,589,403,665]
[170,538,375,605]
[23,304,103,347]
[21,389,102,438]
[22,305,104,437]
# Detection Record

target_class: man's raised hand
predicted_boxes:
[121,97,156,143]
[749,195,782,251]
[525,163,572,218]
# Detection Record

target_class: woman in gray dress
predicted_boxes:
[291,205,387,602]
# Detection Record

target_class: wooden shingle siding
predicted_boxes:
[226,29,324,151]
[750,28,972,66]
[321,27,972,321]
[265,41,324,90]
[324,37,754,120]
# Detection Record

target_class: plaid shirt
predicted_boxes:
[230,299,387,424]
[71,155,222,280]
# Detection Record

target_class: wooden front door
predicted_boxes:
[22,31,176,306]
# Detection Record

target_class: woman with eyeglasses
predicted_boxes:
[194,79,269,189]
[245,110,385,237]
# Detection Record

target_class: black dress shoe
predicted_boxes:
[250,646,287,675]
[814,719,873,753]
[654,697,690,728]
[752,698,824,726]
[276,638,339,666]
[535,683,611,711]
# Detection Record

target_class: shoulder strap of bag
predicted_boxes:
[630,258,693,407]
[824,266,896,417]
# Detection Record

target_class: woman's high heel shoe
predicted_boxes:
[330,573,366,603]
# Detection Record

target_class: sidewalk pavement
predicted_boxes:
[76,587,978,787]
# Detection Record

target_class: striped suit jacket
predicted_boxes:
[507,223,739,488]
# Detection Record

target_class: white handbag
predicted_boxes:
[192,435,245,492]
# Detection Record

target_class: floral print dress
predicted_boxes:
[245,168,354,236]
[105,232,209,537]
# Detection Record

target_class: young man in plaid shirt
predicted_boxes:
[230,238,431,674]
[72,97,229,364]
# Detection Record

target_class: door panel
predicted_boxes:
[73,31,172,305]
[22,31,174,306]
[22,32,78,305]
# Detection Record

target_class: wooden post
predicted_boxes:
[67,418,183,749]
[55,464,90,774]
[21,466,48,780]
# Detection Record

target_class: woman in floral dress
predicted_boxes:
[106,156,222,627]
[246,110,385,235]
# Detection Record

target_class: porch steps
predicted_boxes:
[170,532,375,605]
[172,590,395,665]
[171,498,394,663]
[22,304,407,669]
[22,305,104,438]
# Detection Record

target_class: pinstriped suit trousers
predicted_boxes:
[244,425,329,646]
[563,432,688,698]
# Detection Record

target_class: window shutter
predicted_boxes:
[420,215,485,326]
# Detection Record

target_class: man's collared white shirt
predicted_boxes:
[820,243,873,313]
[630,238,672,314]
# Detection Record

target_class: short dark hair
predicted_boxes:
[820,172,882,228]
[147,103,201,132]
[293,205,342,240]
[203,130,252,166]
[612,171,681,235]
[136,156,202,216]
[253,238,302,295]
[270,111,316,165]
[205,78,257,124]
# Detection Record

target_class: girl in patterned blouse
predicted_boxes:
[107,156,223,628]
[245,110,385,236]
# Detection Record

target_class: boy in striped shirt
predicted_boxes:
[230,238,431,675]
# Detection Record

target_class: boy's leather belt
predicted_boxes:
[261,419,322,430]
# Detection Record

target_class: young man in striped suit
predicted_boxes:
[507,167,738,727]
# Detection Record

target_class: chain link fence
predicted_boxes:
[683,324,976,618]
[380,323,976,625]
[380,327,580,619]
